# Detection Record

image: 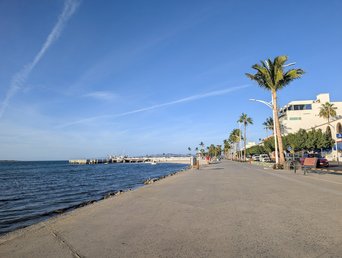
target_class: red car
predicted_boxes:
[300,154,329,167]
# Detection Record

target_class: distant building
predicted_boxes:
[246,142,257,149]
[279,93,342,151]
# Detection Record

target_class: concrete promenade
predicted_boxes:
[1,161,342,257]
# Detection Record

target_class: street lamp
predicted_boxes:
[329,124,340,165]
[249,98,279,164]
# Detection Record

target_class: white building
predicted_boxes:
[279,93,342,154]
[246,141,257,149]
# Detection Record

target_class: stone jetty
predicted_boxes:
[69,156,192,165]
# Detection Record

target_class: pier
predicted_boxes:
[69,156,192,165]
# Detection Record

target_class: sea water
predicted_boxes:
[0,161,188,235]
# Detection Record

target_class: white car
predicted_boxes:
[252,155,260,161]
[259,154,271,162]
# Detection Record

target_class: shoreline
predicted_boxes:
[2,161,342,257]
[0,164,191,240]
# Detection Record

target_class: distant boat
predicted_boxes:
[145,161,157,165]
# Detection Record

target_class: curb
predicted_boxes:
[313,168,342,174]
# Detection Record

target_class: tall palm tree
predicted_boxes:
[246,56,304,165]
[187,147,191,155]
[238,113,253,161]
[216,145,222,158]
[208,145,215,158]
[263,117,274,136]
[319,102,337,157]
[319,102,337,123]
[198,142,205,158]
[229,129,241,159]
[223,139,231,158]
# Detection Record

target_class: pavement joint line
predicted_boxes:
[44,223,83,258]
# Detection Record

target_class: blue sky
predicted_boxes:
[0,0,342,160]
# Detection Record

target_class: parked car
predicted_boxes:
[259,154,271,162]
[300,153,329,167]
[285,153,301,161]
[252,155,260,161]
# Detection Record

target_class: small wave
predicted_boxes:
[0,162,188,235]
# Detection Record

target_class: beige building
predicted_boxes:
[279,93,342,157]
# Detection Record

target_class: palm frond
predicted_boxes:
[274,55,288,67]
[246,55,304,92]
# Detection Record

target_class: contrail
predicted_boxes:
[0,0,81,118]
[58,84,250,128]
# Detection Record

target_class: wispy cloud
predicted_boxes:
[82,91,118,101]
[0,0,81,118]
[58,84,250,128]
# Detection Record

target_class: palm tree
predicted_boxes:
[319,102,337,158]
[246,56,304,165]
[319,102,337,123]
[187,147,192,155]
[238,113,253,161]
[199,142,205,156]
[208,144,215,158]
[263,117,274,136]
[223,139,231,159]
[229,129,241,159]
[215,145,222,158]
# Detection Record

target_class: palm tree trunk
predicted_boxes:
[272,90,285,165]
[244,124,247,161]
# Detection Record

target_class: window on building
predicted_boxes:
[304,104,312,110]
[293,104,311,110]
[337,123,342,134]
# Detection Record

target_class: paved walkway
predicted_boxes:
[1,161,342,257]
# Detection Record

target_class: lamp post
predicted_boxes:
[249,99,279,164]
[329,124,339,165]
[236,122,240,160]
